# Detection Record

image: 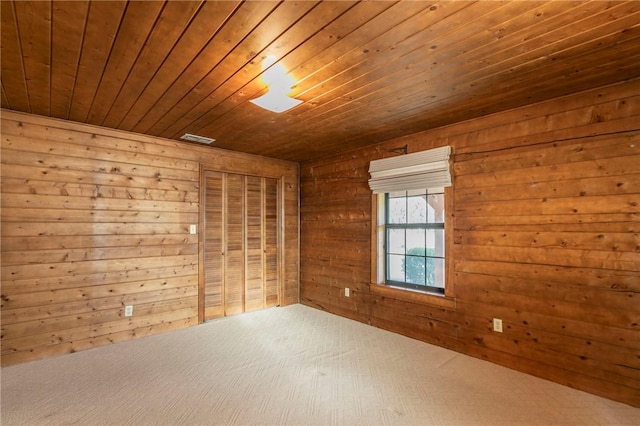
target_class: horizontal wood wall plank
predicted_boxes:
[455,259,639,290]
[1,177,199,203]
[455,214,638,230]
[1,134,202,172]
[1,148,199,182]
[300,79,640,407]
[1,234,197,251]
[0,163,199,192]
[1,309,198,365]
[2,279,198,313]
[1,110,299,366]
[2,244,199,266]
[1,223,195,238]
[1,207,199,224]
[2,264,197,295]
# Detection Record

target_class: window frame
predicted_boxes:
[371,186,455,305]
[384,190,446,293]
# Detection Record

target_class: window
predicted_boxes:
[384,188,446,294]
[368,146,452,299]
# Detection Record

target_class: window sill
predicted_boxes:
[369,283,456,310]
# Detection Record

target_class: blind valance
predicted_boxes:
[368,146,451,194]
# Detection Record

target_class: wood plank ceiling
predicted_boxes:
[2,1,640,162]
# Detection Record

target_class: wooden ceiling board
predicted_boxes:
[288,3,506,121]
[286,1,400,83]
[192,1,437,148]
[149,0,334,138]
[2,0,639,162]
[292,2,474,115]
[297,2,628,125]
[1,83,8,108]
[157,1,360,140]
[294,0,570,125]
[13,1,51,117]
[85,0,166,125]
[251,5,640,158]
[388,27,640,124]
[67,0,127,123]
[100,0,205,129]
[197,1,559,156]
[50,1,89,119]
[129,0,278,135]
[189,1,401,144]
[116,0,243,131]
[0,1,30,112]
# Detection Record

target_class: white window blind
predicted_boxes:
[368,146,452,194]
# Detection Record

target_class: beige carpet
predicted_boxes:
[1,304,638,425]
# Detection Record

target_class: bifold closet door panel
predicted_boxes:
[245,176,264,312]
[224,174,245,316]
[264,178,279,308]
[204,172,224,320]
[202,171,279,319]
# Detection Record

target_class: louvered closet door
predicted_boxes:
[203,171,279,319]
[203,172,224,320]
[224,174,245,316]
[264,178,279,308]
[245,176,264,312]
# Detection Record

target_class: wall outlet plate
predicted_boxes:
[124,305,134,317]
[189,224,197,234]
[345,288,350,297]
[493,318,503,333]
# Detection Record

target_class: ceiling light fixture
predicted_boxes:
[250,56,302,113]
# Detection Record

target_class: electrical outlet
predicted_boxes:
[189,224,197,234]
[345,288,350,297]
[124,305,134,317]
[493,318,503,333]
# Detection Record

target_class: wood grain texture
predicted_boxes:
[0,109,299,366]
[2,0,639,161]
[299,79,640,408]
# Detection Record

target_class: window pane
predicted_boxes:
[388,197,406,224]
[407,196,427,223]
[426,257,445,289]
[406,228,425,254]
[435,229,445,257]
[404,255,425,285]
[426,229,445,257]
[388,229,405,254]
[382,188,446,293]
[427,192,445,223]
[387,254,405,282]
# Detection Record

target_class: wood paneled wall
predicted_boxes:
[1,110,299,366]
[300,79,640,407]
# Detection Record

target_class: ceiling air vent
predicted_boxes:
[180,133,216,144]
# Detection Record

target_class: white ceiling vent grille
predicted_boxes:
[180,133,216,144]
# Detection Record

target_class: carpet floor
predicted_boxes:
[1,304,638,425]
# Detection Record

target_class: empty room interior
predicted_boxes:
[1,1,639,424]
